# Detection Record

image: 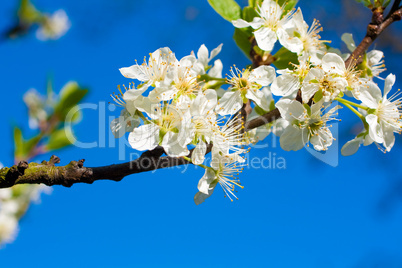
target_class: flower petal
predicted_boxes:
[322,53,346,75]
[271,74,300,97]
[250,65,276,86]
[192,139,207,165]
[161,132,189,157]
[276,99,305,121]
[366,114,383,143]
[128,123,159,151]
[216,91,242,115]
[358,81,381,108]
[279,126,308,151]
[341,136,363,156]
[254,27,277,52]
[119,65,148,81]
[384,73,396,97]
[232,19,252,28]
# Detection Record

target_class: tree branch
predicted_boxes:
[345,5,402,67]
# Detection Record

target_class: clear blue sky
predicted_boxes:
[1,0,402,267]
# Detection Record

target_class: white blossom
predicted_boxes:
[36,9,71,41]
[276,99,340,151]
[119,47,177,88]
[301,53,348,103]
[232,0,301,52]
[216,65,275,115]
[129,102,190,156]
[194,149,245,205]
[359,74,402,152]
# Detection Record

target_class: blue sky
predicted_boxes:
[1,0,402,267]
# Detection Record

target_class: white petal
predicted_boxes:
[341,33,356,52]
[280,126,307,151]
[310,127,333,151]
[161,132,189,157]
[322,53,346,75]
[275,99,305,121]
[366,114,383,143]
[197,168,216,194]
[292,8,304,28]
[128,124,159,151]
[271,74,300,97]
[191,89,217,116]
[232,19,252,28]
[192,139,207,165]
[210,44,223,61]
[254,27,277,52]
[383,127,395,152]
[134,96,158,119]
[277,28,303,54]
[248,17,265,29]
[358,81,381,108]
[301,83,319,103]
[246,88,268,110]
[180,55,197,67]
[194,187,216,205]
[367,50,383,65]
[119,65,148,81]
[384,73,396,97]
[197,44,209,66]
[341,136,362,156]
[302,68,324,102]
[260,0,282,20]
[216,91,242,115]
[272,118,289,137]
[208,59,223,78]
[249,65,276,86]
[148,85,176,101]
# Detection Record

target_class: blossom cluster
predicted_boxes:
[111,0,401,204]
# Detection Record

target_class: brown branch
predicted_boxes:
[345,5,402,67]
[0,148,189,188]
[2,4,402,189]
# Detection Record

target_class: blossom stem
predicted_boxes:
[335,97,369,111]
[339,102,369,128]
[182,156,209,169]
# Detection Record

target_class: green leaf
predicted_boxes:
[207,0,241,22]
[248,0,262,8]
[355,0,372,7]
[70,109,83,123]
[272,47,299,70]
[45,128,73,151]
[313,89,323,103]
[279,0,299,14]
[233,28,252,59]
[382,0,391,7]
[242,6,258,22]
[24,135,42,156]
[13,127,42,159]
[54,81,88,122]
[18,0,43,24]
[13,127,24,159]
